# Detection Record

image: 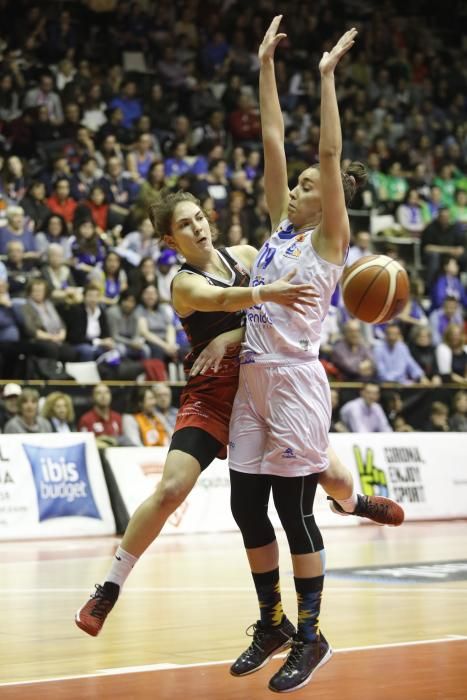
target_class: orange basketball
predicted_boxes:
[342,254,410,324]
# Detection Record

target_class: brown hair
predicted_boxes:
[42,391,75,423]
[148,191,201,240]
[341,161,368,206]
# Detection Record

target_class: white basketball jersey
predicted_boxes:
[243,219,345,364]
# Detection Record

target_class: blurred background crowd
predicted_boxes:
[0,0,465,436]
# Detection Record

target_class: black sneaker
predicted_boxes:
[328,494,405,526]
[75,582,119,637]
[268,632,332,693]
[230,616,296,676]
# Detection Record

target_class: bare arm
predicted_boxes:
[315,28,357,264]
[258,16,290,230]
[190,327,245,377]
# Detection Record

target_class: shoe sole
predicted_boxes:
[74,610,100,637]
[230,638,293,677]
[268,645,333,693]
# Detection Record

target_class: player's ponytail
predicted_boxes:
[342,161,368,206]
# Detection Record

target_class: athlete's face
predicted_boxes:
[288,168,322,228]
[166,201,213,260]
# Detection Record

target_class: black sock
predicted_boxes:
[252,568,284,628]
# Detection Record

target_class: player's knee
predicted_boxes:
[156,476,192,509]
[281,514,324,555]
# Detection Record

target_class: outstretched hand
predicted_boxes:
[261,269,319,314]
[319,28,357,75]
[258,14,287,62]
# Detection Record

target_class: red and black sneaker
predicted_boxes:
[75,583,119,637]
[328,494,405,526]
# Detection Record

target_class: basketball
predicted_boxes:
[342,254,410,324]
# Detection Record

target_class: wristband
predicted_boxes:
[251,286,262,304]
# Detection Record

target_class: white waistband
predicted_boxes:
[240,351,319,366]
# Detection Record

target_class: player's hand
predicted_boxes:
[319,28,357,75]
[190,336,231,376]
[258,15,287,63]
[260,269,319,314]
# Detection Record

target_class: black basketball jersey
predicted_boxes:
[174,247,250,367]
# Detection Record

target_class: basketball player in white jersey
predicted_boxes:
[228,19,369,693]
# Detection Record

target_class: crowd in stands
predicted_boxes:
[0,0,465,433]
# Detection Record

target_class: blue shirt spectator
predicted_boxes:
[109,81,142,129]
[374,324,425,384]
[340,384,393,433]
[429,297,464,345]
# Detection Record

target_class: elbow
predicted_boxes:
[319,146,340,159]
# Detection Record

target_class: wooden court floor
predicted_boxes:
[0,521,466,699]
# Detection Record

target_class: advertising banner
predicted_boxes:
[0,433,116,540]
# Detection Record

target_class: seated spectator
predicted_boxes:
[435,324,467,385]
[331,319,375,381]
[430,256,467,311]
[0,206,38,258]
[115,217,160,268]
[41,243,81,304]
[152,383,178,432]
[122,386,171,447]
[70,155,101,201]
[451,189,467,233]
[45,177,78,228]
[61,282,115,361]
[23,72,64,125]
[101,251,128,305]
[449,390,467,432]
[397,277,429,337]
[421,206,466,288]
[106,290,149,360]
[1,155,27,206]
[228,94,261,146]
[22,277,77,363]
[70,218,108,286]
[408,326,442,385]
[41,391,76,432]
[20,181,50,232]
[156,248,179,304]
[35,213,72,261]
[99,156,139,212]
[395,188,427,237]
[422,401,450,432]
[75,184,109,235]
[346,230,372,268]
[128,256,159,298]
[78,383,123,446]
[136,284,178,362]
[329,387,347,433]
[5,240,40,297]
[429,296,464,346]
[392,415,414,432]
[126,132,161,183]
[4,388,52,433]
[374,323,428,384]
[0,278,21,342]
[108,79,142,130]
[340,383,393,433]
[0,383,22,431]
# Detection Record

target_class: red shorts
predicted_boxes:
[174,366,239,459]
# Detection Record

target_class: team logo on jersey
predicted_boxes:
[299,338,310,351]
[281,447,296,459]
[284,241,302,259]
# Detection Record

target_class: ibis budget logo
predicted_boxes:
[353,445,389,497]
[23,442,101,521]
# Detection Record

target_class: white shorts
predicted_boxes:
[228,361,331,477]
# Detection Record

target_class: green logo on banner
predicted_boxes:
[353,445,389,497]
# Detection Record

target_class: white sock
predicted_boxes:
[335,492,358,513]
[105,546,138,589]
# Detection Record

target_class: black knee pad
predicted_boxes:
[280,513,324,555]
[230,470,276,549]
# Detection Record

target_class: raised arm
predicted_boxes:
[315,28,357,262]
[258,15,290,230]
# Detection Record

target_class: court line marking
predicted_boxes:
[0,585,466,594]
[0,637,466,688]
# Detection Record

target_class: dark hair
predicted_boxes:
[148,191,200,240]
[342,161,368,206]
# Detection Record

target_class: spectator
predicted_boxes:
[0,382,22,431]
[20,181,50,232]
[228,94,261,146]
[156,249,179,304]
[421,206,466,288]
[151,383,178,432]
[42,391,76,432]
[122,386,171,447]
[76,184,110,234]
[23,72,64,126]
[5,240,40,297]
[70,219,108,286]
[106,290,149,360]
[101,251,128,305]
[346,230,372,268]
[397,277,429,337]
[395,188,428,237]
[35,213,72,261]
[115,217,160,269]
[331,319,375,381]
[429,296,464,346]
[99,156,139,211]
[108,80,142,129]
[435,324,467,385]
[0,206,37,258]
[41,243,81,304]
[422,401,450,432]
[70,155,101,202]
[430,256,467,311]
[4,388,52,433]
[340,383,393,433]
[62,282,115,361]
[408,326,442,385]
[392,415,414,432]
[0,278,20,343]
[130,162,168,224]
[329,387,347,433]
[126,133,161,183]
[22,277,77,363]
[136,284,178,362]
[128,256,159,298]
[449,391,467,432]
[45,177,77,227]
[78,383,123,446]
[374,323,428,385]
